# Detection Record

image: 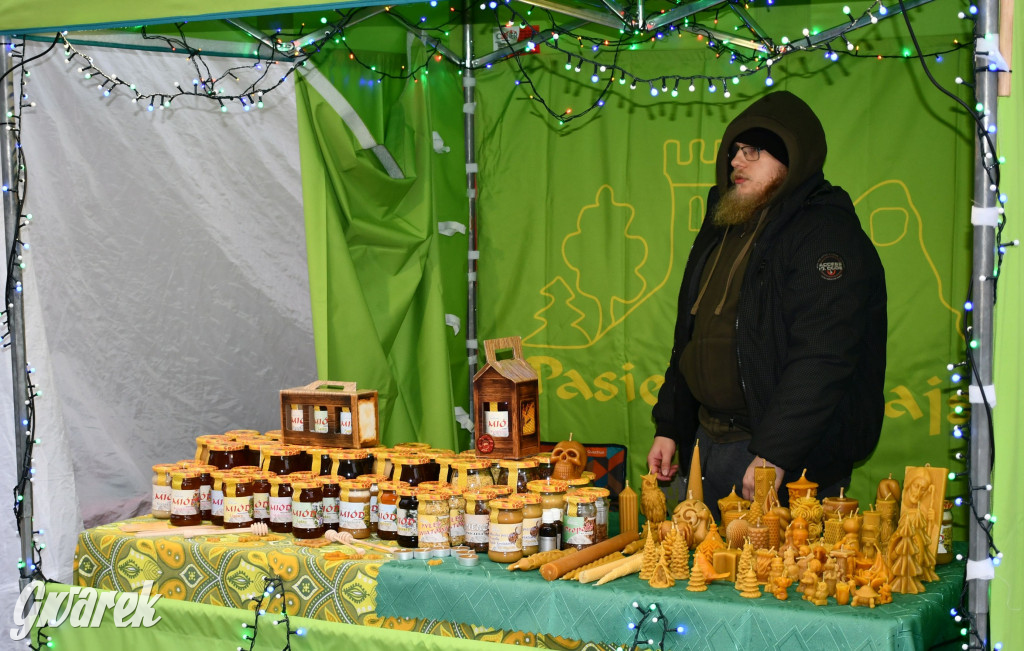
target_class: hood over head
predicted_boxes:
[716,91,827,203]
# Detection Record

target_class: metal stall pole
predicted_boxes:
[463,5,479,447]
[0,39,37,590]
[968,0,999,646]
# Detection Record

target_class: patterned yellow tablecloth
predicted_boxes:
[74,518,593,649]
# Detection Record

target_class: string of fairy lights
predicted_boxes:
[238,576,306,651]
[0,1,1009,649]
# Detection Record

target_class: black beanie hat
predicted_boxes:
[734,127,789,166]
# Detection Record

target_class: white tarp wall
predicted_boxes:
[0,42,312,645]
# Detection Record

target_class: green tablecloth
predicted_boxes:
[375,553,963,650]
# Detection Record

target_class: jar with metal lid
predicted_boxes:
[207,440,245,470]
[169,468,202,526]
[396,485,419,548]
[194,435,216,463]
[262,446,304,476]
[391,455,437,486]
[528,479,567,548]
[496,459,539,493]
[210,470,228,526]
[307,448,334,476]
[488,498,524,563]
[337,477,372,539]
[357,474,386,534]
[451,460,494,491]
[319,476,341,532]
[579,487,610,543]
[151,464,176,519]
[194,464,217,521]
[417,489,451,550]
[230,435,264,467]
[519,493,542,556]
[250,471,273,525]
[267,476,293,533]
[377,480,407,541]
[222,476,254,529]
[566,476,592,492]
[563,493,597,550]
[331,449,372,479]
[464,491,492,553]
[533,452,556,480]
[291,481,324,539]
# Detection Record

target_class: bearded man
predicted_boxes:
[647,91,887,520]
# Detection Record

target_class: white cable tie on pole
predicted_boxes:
[971,206,1000,227]
[463,76,477,88]
[468,250,480,260]
[976,34,1009,71]
[467,188,477,199]
[445,314,462,336]
[454,406,475,432]
[468,354,478,366]
[466,339,478,350]
[468,271,477,282]
[432,131,451,154]
[966,557,995,581]
[438,221,467,236]
[466,163,479,174]
[463,102,477,114]
[968,384,997,407]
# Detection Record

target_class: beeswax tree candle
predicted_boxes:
[686,440,703,502]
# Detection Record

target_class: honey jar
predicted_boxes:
[396,485,420,548]
[357,474,387,534]
[450,460,494,491]
[307,447,334,476]
[376,480,407,541]
[337,477,372,539]
[319,475,341,532]
[206,440,246,470]
[290,481,324,539]
[195,464,217,521]
[151,463,176,519]
[221,476,253,529]
[527,479,568,546]
[267,475,293,533]
[533,452,556,480]
[331,449,372,479]
[464,491,491,553]
[262,446,304,476]
[169,468,202,527]
[391,455,437,486]
[519,493,542,556]
[250,471,273,525]
[417,489,451,550]
[578,487,610,543]
[209,470,228,526]
[563,493,597,550]
[496,459,539,494]
[488,498,524,563]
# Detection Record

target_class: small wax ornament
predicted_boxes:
[821,487,859,520]
[618,480,639,535]
[686,440,704,503]
[550,433,587,480]
[640,471,667,525]
[785,469,818,500]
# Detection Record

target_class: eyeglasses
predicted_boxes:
[729,144,762,162]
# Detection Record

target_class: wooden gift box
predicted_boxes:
[279,381,379,448]
[472,336,540,459]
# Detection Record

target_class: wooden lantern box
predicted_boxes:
[280,381,379,449]
[472,336,540,459]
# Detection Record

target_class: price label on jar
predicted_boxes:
[377,502,397,532]
[269,496,291,523]
[339,409,353,436]
[563,515,593,546]
[484,409,510,438]
[223,496,252,524]
[339,501,367,529]
[488,522,522,553]
[465,513,488,543]
[170,488,199,516]
[253,492,270,520]
[152,484,172,512]
[211,489,224,517]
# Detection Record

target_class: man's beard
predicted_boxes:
[712,169,786,227]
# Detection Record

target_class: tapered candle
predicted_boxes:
[618,480,639,535]
[687,440,703,503]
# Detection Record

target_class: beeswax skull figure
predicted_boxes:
[551,436,587,480]
[646,91,887,521]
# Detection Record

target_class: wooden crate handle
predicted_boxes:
[302,380,358,392]
[484,336,524,365]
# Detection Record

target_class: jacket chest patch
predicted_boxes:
[816,253,844,280]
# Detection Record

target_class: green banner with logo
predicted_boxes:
[474,42,973,502]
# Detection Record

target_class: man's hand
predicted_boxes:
[741,456,785,501]
[647,436,679,481]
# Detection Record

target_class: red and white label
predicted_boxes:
[322,496,339,524]
[291,407,304,431]
[151,484,172,512]
[199,485,212,511]
[339,501,367,529]
[369,496,379,524]
[339,411,353,436]
[378,503,397,532]
[396,508,417,538]
[485,410,510,438]
[223,496,252,524]
[211,489,224,517]
[291,502,322,529]
[269,496,291,523]
[170,489,199,516]
[314,408,329,434]
[253,492,270,520]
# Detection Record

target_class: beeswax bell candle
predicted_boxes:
[686,440,704,503]
[618,480,638,535]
